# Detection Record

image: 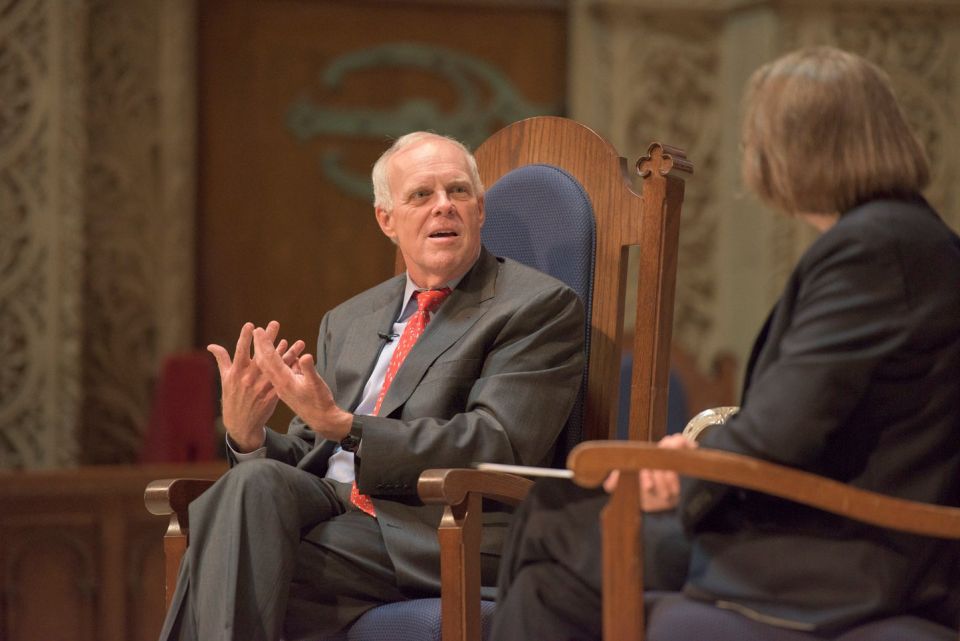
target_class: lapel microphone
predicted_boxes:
[377,331,399,342]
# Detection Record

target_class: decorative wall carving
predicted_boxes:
[571,0,960,377]
[2,0,956,465]
[0,0,85,468]
[0,0,196,468]
[571,2,723,358]
[830,5,958,229]
[80,0,164,464]
[286,42,557,200]
[770,4,960,295]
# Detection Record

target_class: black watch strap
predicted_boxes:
[340,434,361,452]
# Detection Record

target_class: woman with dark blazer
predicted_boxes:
[491,46,960,640]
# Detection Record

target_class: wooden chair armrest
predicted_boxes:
[568,441,960,538]
[567,440,960,641]
[144,477,217,609]
[145,477,217,530]
[416,468,534,641]
[418,468,534,508]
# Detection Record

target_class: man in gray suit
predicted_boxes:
[158,132,585,641]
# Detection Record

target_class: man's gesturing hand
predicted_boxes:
[251,321,353,442]
[208,322,306,453]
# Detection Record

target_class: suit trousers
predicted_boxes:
[490,478,690,641]
[158,459,409,641]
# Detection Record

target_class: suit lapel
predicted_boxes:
[377,249,499,417]
[335,281,405,411]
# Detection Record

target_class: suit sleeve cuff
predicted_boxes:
[225,428,268,462]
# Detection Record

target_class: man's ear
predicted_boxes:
[375,206,397,241]
[476,194,485,226]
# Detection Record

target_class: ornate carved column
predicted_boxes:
[570,0,960,376]
[0,0,87,468]
[0,0,196,468]
[79,0,197,464]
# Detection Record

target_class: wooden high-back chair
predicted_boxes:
[145,116,692,641]
[405,116,691,641]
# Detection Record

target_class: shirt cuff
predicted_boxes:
[226,428,267,461]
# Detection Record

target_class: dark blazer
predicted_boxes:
[681,197,960,632]
[258,247,585,594]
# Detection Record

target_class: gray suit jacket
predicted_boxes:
[258,247,585,594]
[681,196,960,632]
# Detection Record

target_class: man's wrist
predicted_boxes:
[338,415,360,451]
[331,409,355,441]
[226,427,267,454]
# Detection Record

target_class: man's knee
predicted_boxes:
[194,459,295,514]
[226,458,291,483]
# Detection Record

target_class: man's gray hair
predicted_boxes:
[371,132,485,211]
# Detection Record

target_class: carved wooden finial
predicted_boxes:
[637,142,693,179]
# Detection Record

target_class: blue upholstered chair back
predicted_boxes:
[481,163,596,463]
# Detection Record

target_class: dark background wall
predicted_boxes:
[196,0,567,429]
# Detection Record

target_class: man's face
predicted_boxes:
[375,139,484,288]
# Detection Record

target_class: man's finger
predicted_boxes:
[281,339,306,368]
[207,344,231,376]
[252,327,277,362]
[233,322,254,365]
[290,339,306,356]
[264,320,280,342]
[299,354,334,402]
[252,327,288,382]
[299,353,320,381]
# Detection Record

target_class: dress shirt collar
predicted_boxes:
[397,264,471,322]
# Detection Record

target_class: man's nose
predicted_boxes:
[432,190,455,214]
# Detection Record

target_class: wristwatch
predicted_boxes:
[340,434,361,452]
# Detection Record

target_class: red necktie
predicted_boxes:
[350,287,453,517]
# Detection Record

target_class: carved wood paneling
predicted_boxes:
[0,463,223,641]
[4,529,97,641]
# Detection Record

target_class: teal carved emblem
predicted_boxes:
[285,42,558,200]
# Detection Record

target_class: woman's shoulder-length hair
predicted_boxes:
[741,46,930,215]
